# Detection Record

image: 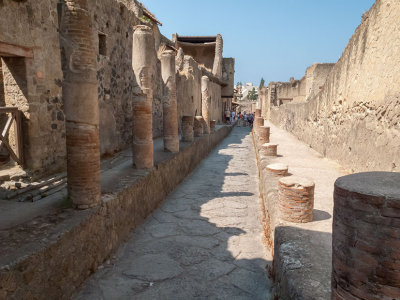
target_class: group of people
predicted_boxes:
[224,110,254,127]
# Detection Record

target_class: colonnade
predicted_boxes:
[62,17,216,209]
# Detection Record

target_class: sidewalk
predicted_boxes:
[258,121,348,299]
[76,126,272,299]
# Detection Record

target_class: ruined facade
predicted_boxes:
[263,0,400,173]
[0,1,237,298]
[0,0,235,179]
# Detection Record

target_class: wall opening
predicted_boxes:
[0,56,27,166]
[98,33,107,56]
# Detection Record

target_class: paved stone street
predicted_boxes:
[76,126,272,300]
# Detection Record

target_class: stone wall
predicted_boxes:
[176,55,202,123]
[0,0,65,173]
[0,0,229,176]
[176,55,225,127]
[270,0,400,172]
[305,63,334,100]
[209,80,223,123]
[221,58,235,98]
[0,125,234,300]
[275,78,306,104]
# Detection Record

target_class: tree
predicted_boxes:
[248,87,258,101]
[259,77,265,90]
[236,82,243,101]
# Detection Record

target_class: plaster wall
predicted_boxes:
[221,58,235,98]
[275,78,306,104]
[270,0,400,172]
[305,63,335,100]
[176,42,215,71]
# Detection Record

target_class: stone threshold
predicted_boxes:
[0,125,234,300]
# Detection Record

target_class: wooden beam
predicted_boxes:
[0,107,18,113]
[0,41,34,58]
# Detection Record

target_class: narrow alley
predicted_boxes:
[76,126,272,299]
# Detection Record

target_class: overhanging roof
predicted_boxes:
[142,6,162,26]
[177,36,216,44]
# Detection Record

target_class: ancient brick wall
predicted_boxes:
[90,0,166,154]
[270,0,400,172]
[0,0,66,174]
[0,0,227,176]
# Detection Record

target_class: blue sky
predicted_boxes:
[143,0,375,86]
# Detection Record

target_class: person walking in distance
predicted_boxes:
[225,109,231,124]
[231,110,236,123]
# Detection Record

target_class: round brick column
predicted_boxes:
[278,176,315,223]
[332,172,400,300]
[210,120,216,133]
[258,126,270,144]
[160,50,179,153]
[254,117,264,133]
[260,143,277,156]
[181,115,194,142]
[266,163,288,176]
[61,0,101,208]
[131,25,154,169]
[201,76,211,134]
[194,116,204,137]
[255,109,261,117]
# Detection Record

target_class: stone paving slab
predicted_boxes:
[76,127,272,299]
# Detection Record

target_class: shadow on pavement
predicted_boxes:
[76,127,272,299]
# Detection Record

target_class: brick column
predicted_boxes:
[61,0,100,209]
[194,116,204,137]
[332,172,400,300]
[255,108,261,118]
[210,120,216,133]
[181,115,194,142]
[258,126,270,143]
[278,176,315,223]
[260,143,277,156]
[266,163,288,176]
[160,50,179,153]
[131,25,154,169]
[254,117,264,134]
[201,76,211,134]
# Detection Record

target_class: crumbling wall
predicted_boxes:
[209,80,222,123]
[270,0,400,172]
[90,0,140,155]
[176,56,202,122]
[0,0,167,173]
[305,63,334,100]
[221,58,235,98]
[0,0,66,174]
[176,43,215,71]
[275,78,306,104]
[259,86,269,119]
[90,0,165,154]
[0,0,228,176]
